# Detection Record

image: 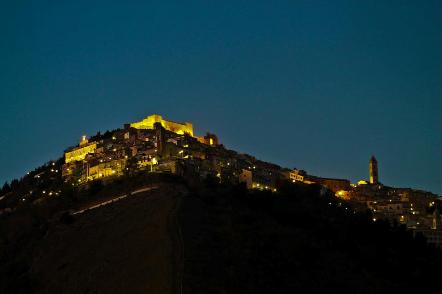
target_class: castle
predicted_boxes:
[129,114,194,136]
[62,114,221,183]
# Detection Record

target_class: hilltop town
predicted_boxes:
[1,114,441,247]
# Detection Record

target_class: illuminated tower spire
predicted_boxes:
[369,155,378,184]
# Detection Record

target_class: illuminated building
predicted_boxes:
[369,155,378,184]
[130,114,194,136]
[335,190,350,200]
[289,169,306,182]
[197,133,219,146]
[87,159,127,180]
[357,180,368,185]
[65,136,97,163]
[137,156,158,171]
[130,114,220,146]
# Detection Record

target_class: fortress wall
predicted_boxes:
[130,114,194,136]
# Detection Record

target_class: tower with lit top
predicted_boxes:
[369,156,378,184]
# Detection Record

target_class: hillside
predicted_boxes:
[1,175,442,293]
[0,176,186,294]
[180,180,442,293]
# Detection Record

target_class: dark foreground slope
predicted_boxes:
[0,182,185,294]
[179,181,442,294]
[2,178,441,294]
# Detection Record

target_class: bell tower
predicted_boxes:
[369,156,378,184]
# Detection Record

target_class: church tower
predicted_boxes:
[369,156,378,184]
[154,122,165,156]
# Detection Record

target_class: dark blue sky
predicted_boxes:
[1,1,441,194]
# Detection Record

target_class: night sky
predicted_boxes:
[1,1,441,194]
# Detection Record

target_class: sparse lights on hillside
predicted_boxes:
[112,136,116,140]
[373,218,377,222]
[42,190,46,194]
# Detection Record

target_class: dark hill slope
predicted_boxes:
[1,178,441,294]
[179,182,442,294]
[0,183,185,294]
